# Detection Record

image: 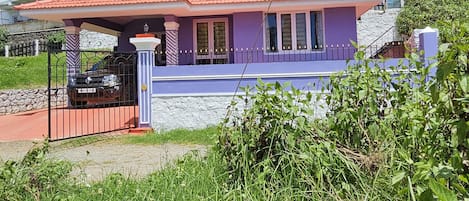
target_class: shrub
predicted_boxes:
[0,27,8,49]
[396,0,469,39]
[47,31,65,44]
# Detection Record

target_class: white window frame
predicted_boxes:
[264,10,325,54]
[193,18,230,64]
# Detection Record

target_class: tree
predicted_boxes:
[396,0,469,40]
[0,27,8,49]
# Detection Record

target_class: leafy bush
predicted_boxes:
[396,0,469,39]
[0,27,8,49]
[47,30,65,44]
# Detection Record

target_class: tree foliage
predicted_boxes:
[396,0,469,39]
[0,27,8,49]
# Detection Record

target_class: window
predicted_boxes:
[386,0,401,8]
[265,11,323,52]
[193,18,229,64]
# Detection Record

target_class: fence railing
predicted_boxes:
[154,45,405,66]
[364,26,403,58]
[1,40,62,57]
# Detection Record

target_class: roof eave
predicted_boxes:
[19,0,380,22]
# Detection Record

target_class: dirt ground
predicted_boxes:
[0,137,206,183]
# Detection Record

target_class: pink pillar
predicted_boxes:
[164,16,179,66]
[64,26,81,77]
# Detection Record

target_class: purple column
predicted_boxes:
[418,27,439,77]
[164,16,179,66]
[130,37,161,127]
[64,26,81,77]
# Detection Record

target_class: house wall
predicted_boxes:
[357,8,401,47]
[118,7,358,63]
[117,18,165,52]
[232,12,263,49]
[152,93,328,131]
[148,7,366,130]
[324,7,357,46]
[150,59,404,130]
[229,8,358,64]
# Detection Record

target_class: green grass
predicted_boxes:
[66,151,227,201]
[0,53,52,89]
[0,53,66,89]
[121,127,218,145]
[0,51,108,90]
[52,135,113,149]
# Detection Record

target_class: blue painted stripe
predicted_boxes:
[151,59,407,94]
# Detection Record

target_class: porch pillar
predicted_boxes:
[418,27,438,77]
[64,26,81,77]
[130,37,161,127]
[164,16,179,66]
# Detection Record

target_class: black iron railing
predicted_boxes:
[5,40,60,57]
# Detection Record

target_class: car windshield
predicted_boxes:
[88,56,111,71]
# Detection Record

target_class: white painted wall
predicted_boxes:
[151,94,328,132]
[357,8,401,47]
[0,9,13,25]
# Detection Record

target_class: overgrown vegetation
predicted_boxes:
[396,0,469,39]
[46,31,65,44]
[0,141,73,201]
[0,27,8,49]
[1,21,468,201]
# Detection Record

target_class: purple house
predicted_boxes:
[17,0,431,132]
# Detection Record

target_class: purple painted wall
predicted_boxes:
[228,9,358,63]
[118,18,165,52]
[232,12,264,49]
[324,7,357,46]
[152,59,406,94]
[115,7,358,62]
[178,17,193,53]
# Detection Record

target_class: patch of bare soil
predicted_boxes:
[0,138,206,183]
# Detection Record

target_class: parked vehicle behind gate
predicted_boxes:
[67,53,137,107]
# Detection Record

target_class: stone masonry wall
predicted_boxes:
[152,94,328,132]
[80,29,117,50]
[0,88,67,115]
[357,8,401,47]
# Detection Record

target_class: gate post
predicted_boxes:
[130,36,160,128]
[418,27,438,77]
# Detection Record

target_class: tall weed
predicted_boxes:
[218,80,377,200]
[0,141,72,201]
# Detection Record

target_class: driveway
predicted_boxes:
[0,106,138,142]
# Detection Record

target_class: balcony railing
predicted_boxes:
[154,44,406,66]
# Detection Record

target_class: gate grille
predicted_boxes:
[48,49,138,141]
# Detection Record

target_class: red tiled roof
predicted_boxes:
[15,0,177,10]
[187,0,268,4]
[15,0,269,10]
